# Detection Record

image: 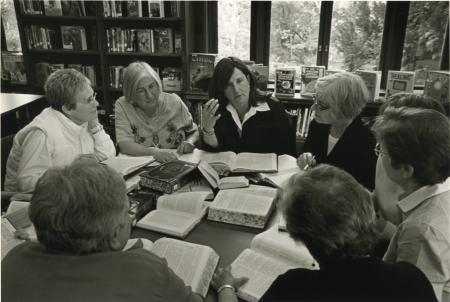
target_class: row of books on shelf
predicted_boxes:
[35,62,96,87]
[109,65,182,91]
[25,25,93,51]
[103,0,180,18]
[19,0,90,16]
[106,27,181,54]
[295,107,314,139]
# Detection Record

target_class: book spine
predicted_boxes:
[139,176,189,194]
[207,207,272,229]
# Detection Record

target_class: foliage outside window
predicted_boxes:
[328,1,386,72]
[401,1,449,86]
[1,0,22,51]
[218,1,250,61]
[269,1,321,80]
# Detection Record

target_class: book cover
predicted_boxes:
[43,0,62,16]
[174,30,182,54]
[189,53,217,92]
[386,70,415,98]
[207,185,277,228]
[61,0,83,16]
[2,53,27,84]
[126,1,142,17]
[148,0,164,17]
[300,65,325,97]
[161,67,183,91]
[354,70,381,102]
[61,26,87,50]
[127,188,160,225]
[423,71,450,103]
[139,160,198,194]
[198,161,249,190]
[153,28,173,53]
[136,29,152,53]
[275,69,296,97]
[249,65,269,91]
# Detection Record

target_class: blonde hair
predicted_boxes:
[122,61,162,104]
[315,72,369,120]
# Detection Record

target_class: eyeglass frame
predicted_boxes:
[374,143,388,157]
[312,94,331,111]
[86,91,97,104]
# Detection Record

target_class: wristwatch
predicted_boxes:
[89,124,103,135]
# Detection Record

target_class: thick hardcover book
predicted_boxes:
[354,70,381,102]
[207,185,277,228]
[139,160,198,194]
[275,69,296,97]
[2,53,27,84]
[189,53,217,92]
[139,238,219,298]
[153,28,173,53]
[300,65,325,98]
[61,26,87,50]
[423,70,450,103]
[386,70,415,98]
[127,188,160,225]
[231,227,317,302]
[161,67,183,91]
[136,191,210,238]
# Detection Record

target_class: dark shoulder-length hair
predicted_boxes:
[208,56,264,109]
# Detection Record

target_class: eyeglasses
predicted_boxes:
[87,92,97,104]
[312,95,330,111]
[374,143,388,157]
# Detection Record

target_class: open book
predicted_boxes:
[136,192,210,238]
[101,156,155,177]
[173,149,278,173]
[125,237,219,298]
[258,154,302,188]
[231,226,318,302]
[176,177,215,200]
[2,201,37,259]
[207,185,277,228]
[198,160,249,190]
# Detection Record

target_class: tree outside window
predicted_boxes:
[218,1,250,61]
[402,1,449,86]
[329,1,386,72]
[269,1,321,80]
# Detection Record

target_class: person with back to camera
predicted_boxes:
[115,61,199,163]
[296,72,377,190]
[260,164,437,302]
[4,68,115,193]
[201,56,296,156]
[2,159,248,302]
[372,106,450,302]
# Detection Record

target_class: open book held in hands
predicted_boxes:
[136,191,210,238]
[198,160,249,190]
[127,237,219,298]
[231,226,318,302]
[207,185,277,228]
[101,156,155,177]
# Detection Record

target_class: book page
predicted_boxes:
[152,238,219,298]
[4,202,32,229]
[1,218,24,259]
[176,178,214,200]
[212,190,274,215]
[251,226,317,268]
[198,160,220,188]
[157,191,209,215]
[237,185,278,198]
[231,248,299,302]
[102,156,154,176]
[201,151,236,168]
[218,176,249,189]
[277,154,298,171]
[258,155,302,187]
[233,153,277,172]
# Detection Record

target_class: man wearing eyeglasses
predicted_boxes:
[372,106,450,302]
[4,69,115,193]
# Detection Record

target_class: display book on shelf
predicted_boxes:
[423,70,450,103]
[230,226,317,302]
[189,53,217,92]
[300,65,325,98]
[385,70,415,98]
[1,52,27,84]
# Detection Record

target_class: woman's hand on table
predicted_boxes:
[177,141,195,154]
[153,149,177,163]
[212,265,248,293]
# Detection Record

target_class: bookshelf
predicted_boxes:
[11,0,189,130]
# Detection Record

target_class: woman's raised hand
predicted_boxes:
[201,98,221,132]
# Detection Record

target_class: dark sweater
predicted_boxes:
[208,97,296,156]
[303,117,377,190]
[261,257,437,302]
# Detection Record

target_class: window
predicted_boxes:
[1,0,21,51]
[401,1,449,86]
[269,1,321,79]
[217,1,251,60]
[328,1,386,71]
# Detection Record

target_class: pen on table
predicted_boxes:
[303,164,309,171]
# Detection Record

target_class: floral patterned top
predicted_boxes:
[115,92,197,149]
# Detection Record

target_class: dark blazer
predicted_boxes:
[261,258,438,302]
[303,116,377,190]
[207,97,296,156]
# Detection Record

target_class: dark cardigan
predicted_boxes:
[303,116,377,190]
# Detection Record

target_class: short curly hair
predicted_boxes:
[315,72,370,120]
[278,164,378,265]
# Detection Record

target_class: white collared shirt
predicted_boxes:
[226,102,270,137]
[384,177,450,302]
